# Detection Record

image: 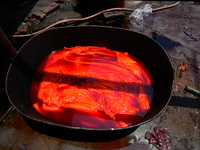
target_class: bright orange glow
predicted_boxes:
[30,46,153,128]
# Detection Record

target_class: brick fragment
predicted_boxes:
[40,2,60,16]
[31,18,36,22]
[32,19,41,25]
[16,23,31,34]
[32,12,46,21]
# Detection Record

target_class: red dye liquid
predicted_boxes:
[30,46,153,128]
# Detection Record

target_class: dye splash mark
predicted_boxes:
[152,32,181,50]
[145,126,172,150]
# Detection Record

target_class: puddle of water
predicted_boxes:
[152,32,181,50]
[74,0,125,17]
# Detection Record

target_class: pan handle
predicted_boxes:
[0,105,14,124]
[0,27,16,124]
[0,27,17,61]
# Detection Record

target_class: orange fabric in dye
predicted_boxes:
[30,46,153,128]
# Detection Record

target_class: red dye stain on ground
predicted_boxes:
[145,126,172,150]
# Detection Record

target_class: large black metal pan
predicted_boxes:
[3,26,173,141]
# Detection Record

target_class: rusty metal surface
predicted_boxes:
[0,1,200,150]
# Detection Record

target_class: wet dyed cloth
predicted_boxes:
[30,46,153,128]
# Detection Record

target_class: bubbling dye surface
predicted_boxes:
[30,46,153,128]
